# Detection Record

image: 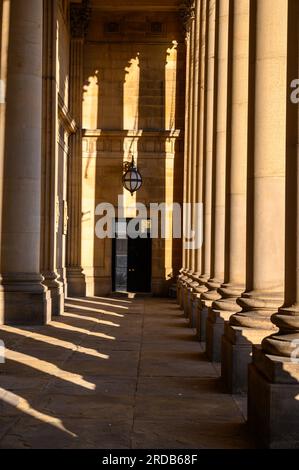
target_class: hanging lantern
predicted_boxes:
[122,155,142,195]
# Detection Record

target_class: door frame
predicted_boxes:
[112,218,152,293]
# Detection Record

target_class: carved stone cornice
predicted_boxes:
[70,0,91,38]
[179,0,195,37]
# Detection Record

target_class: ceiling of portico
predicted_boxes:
[90,0,182,12]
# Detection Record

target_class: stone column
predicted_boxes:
[177,27,191,308]
[222,0,286,393]
[190,0,201,280]
[207,0,250,362]
[0,0,10,251]
[195,0,218,341]
[205,0,231,360]
[183,12,195,317]
[0,0,51,324]
[177,22,191,307]
[204,0,230,294]
[66,1,90,297]
[190,0,208,328]
[178,7,191,308]
[186,0,203,323]
[178,1,195,313]
[247,0,299,448]
[41,0,64,316]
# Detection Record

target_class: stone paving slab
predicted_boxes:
[0,296,254,449]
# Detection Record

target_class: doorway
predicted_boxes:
[112,218,152,293]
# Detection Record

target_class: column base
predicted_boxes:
[43,273,64,317]
[185,287,194,323]
[94,276,111,296]
[248,346,299,448]
[221,323,273,393]
[66,268,86,297]
[0,274,52,325]
[179,284,185,309]
[206,308,232,362]
[178,276,188,308]
[50,287,64,317]
[196,300,210,342]
[182,285,189,317]
[176,279,183,306]
[190,293,200,328]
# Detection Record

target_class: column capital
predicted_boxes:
[70,0,91,39]
[179,0,195,38]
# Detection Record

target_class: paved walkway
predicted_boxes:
[0,296,254,448]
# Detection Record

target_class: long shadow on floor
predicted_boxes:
[0,296,255,449]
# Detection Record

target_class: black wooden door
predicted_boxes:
[127,235,152,293]
[113,219,152,293]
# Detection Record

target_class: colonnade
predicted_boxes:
[178,0,299,449]
[0,0,87,323]
[0,0,298,449]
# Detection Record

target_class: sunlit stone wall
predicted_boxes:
[81,10,185,295]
